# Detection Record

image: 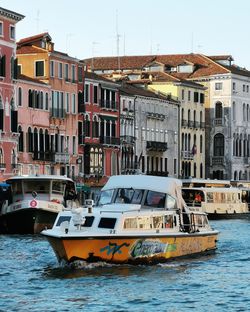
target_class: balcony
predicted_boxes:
[212,156,225,166]
[100,99,118,111]
[146,141,168,152]
[53,152,70,164]
[214,118,224,126]
[120,135,136,145]
[11,163,20,169]
[194,121,200,128]
[100,136,120,146]
[146,112,165,120]
[181,151,194,160]
[33,151,53,161]
[50,108,66,119]
[188,120,194,128]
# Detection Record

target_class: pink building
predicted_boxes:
[16,75,52,175]
[0,7,24,180]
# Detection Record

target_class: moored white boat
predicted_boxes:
[182,186,250,219]
[42,175,219,264]
[0,175,78,234]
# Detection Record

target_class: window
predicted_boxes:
[243,85,246,92]
[98,218,116,229]
[64,63,69,81]
[181,89,185,100]
[200,93,205,104]
[50,61,54,77]
[215,102,223,118]
[145,191,166,208]
[78,66,83,82]
[72,136,76,154]
[214,133,224,156]
[72,94,76,113]
[94,85,98,103]
[85,84,89,102]
[0,55,6,77]
[10,25,15,40]
[18,87,22,106]
[35,61,44,77]
[58,62,63,79]
[45,93,49,110]
[71,65,76,82]
[66,93,70,113]
[233,82,236,91]
[0,22,3,36]
[194,92,199,103]
[215,82,222,90]
[0,96,3,131]
[188,91,191,101]
[18,126,24,152]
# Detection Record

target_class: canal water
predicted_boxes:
[0,219,249,312]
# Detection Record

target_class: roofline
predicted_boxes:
[0,7,25,21]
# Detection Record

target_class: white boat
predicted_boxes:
[182,186,250,219]
[42,175,219,265]
[0,175,78,234]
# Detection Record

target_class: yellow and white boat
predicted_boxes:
[42,175,219,264]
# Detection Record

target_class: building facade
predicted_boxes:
[0,7,24,180]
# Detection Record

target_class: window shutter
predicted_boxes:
[14,58,18,79]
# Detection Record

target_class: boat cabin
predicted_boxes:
[6,175,77,207]
[182,186,249,215]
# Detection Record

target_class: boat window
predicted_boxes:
[124,217,137,229]
[23,180,50,194]
[96,189,114,205]
[207,192,213,203]
[164,215,174,228]
[82,216,95,227]
[138,216,151,229]
[56,216,71,226]
[52,181,65,195]
[11,181,22,195]
[115,188,144,204]
[166,195,176,209]
[144,191,166,208]
[98,217,117,229]
[152,216,164,228]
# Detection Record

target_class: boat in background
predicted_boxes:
[0,175,79,234]
[42,175,219,265]
[182,186,250,219]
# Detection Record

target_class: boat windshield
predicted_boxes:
[23,180,50,194]
[115,188,144,204]
[96,189,114,205]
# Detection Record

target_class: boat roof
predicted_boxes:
[182,187,241,193]
[6,175,74,182]
[102,175,186,208]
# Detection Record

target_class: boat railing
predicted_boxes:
[181,211,209,233]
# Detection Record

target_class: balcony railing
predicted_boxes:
[181,150,194,160]
[200,121,205,129]
[212,156,225,166]
[188,120,194,128]
[11,163,19,169]
[194,121,200,128]
[100,136,120,145]
[33,151,53,161]
[120,135,136,144]
[50,108,66,118]
[0,163,6,169]
[146,141,168,152]
[100,99,118,111]
[53,152,70,164]
[214,118,224,126]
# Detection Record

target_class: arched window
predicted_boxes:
[215,102,223,118]
[34,128,38,152]
[45,93,49,110]
[92,115,99,138]
[0,148,4,166]
[232,101,236,120]
[27,127,33,152]
[214,133,224,156]
[243,103,246,121]
[18,125,24,152]
[200,163,203,178]
[200,135,203,153]
[39,129,44,152]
